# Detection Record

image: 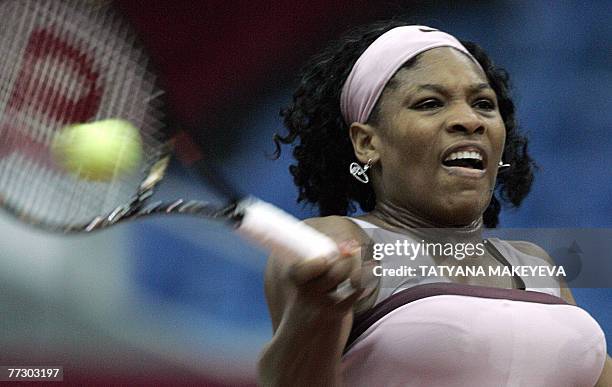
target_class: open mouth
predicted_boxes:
[442,150,484,170]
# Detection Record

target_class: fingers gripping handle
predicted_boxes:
[235,198,355,299]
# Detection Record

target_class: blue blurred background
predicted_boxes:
[1,0,610,384]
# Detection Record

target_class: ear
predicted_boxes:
[349,122,380,164]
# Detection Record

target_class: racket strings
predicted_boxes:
[0,0,168,229]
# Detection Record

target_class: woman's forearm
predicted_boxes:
[258,305,352,387]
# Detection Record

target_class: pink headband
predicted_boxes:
[340,25,479,125]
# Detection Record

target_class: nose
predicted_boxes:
[445,105,486,135]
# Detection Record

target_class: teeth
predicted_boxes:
[444,150,483,161]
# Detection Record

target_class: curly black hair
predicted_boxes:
[274,20,536,228]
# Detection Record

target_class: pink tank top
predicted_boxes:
[341,219,607,386]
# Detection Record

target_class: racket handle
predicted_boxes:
[235,198,356,299]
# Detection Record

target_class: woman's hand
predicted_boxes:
[258,217,374,387]
[285,240,374,323]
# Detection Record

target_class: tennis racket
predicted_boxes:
[0,0,354,297]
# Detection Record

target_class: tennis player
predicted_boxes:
[258,22,610,386]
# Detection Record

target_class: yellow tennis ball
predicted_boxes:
[52,119,143,181]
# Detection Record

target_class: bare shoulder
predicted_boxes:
[507,240,576,305]
[303,215,371,246]
[507,240,553,264]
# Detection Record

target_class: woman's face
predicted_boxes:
[370,47,506,226]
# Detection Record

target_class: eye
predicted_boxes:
[414,98,443,110]
[473,98,496,110]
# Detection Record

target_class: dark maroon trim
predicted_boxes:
[345,282,568,353]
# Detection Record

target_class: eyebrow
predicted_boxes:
[416,83,492,94]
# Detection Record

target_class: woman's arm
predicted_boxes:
[258,298,355,386]
[258,216,373,387]
[595,356,612,387]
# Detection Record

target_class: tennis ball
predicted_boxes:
[52,119,143,181]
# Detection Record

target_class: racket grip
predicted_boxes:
[235,198,356,299]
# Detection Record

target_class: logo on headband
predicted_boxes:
[418,27,439,32]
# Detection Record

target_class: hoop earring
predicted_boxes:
[349,159,372,184]
[498,160,511,170]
